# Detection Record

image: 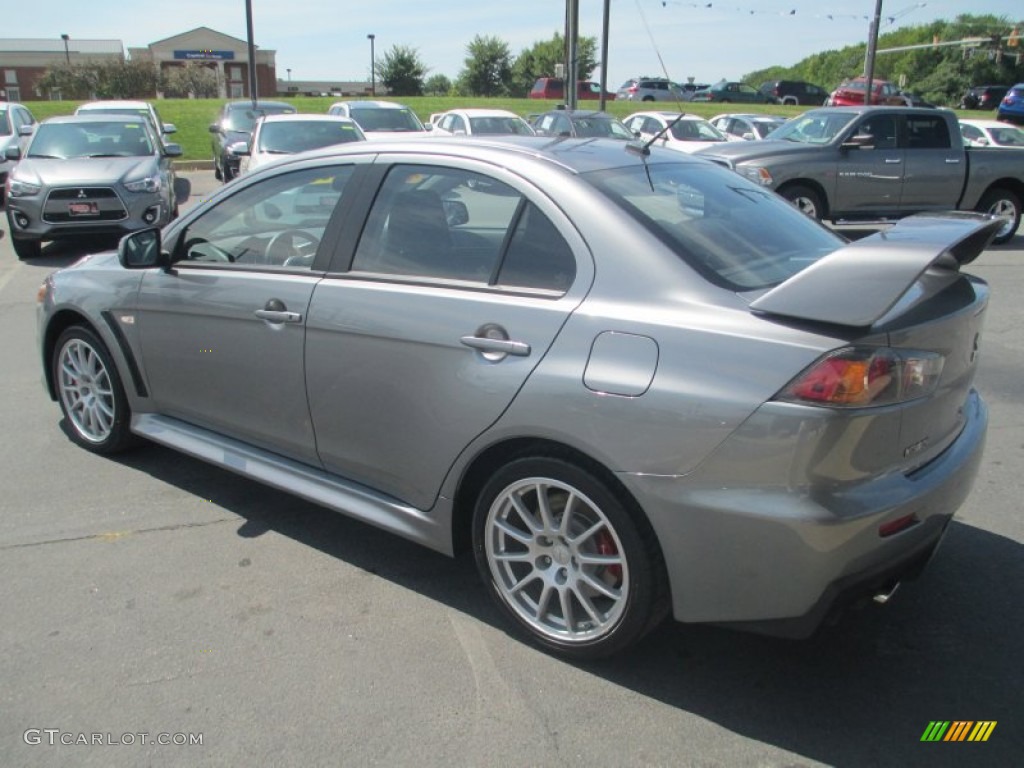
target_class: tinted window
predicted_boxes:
[906,115,951,149]
[351,165,574,293]
[29,120,154,159]
[176,166,353,269]
[583,163,842,291]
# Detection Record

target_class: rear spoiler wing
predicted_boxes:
[749,213,1003,328]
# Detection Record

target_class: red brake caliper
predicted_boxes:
[595,530,623,585]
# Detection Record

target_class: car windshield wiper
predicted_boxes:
[84,153,124,158]
[28,153,65,159]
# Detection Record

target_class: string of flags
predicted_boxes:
[659,2,929,25]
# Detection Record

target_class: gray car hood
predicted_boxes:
[17,156,159,187]
[694,139,832,164]
[750,213,1002,328]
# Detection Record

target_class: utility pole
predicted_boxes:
[566,0,579,110]
[863,0,884,104]
[245,0,258,107]
[367,34,376,96]
[599,0,610,111]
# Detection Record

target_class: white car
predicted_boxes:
[623,111,736,153]
[233,114,365,175]
[326,100,428,137]
[959,119,1024,149]
[431,108,535,137]
[75,100,177,145]
[709,113,789,141]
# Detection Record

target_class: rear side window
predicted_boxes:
[583,163,842,291]
[351,164,575,293]
[906,115,951,149]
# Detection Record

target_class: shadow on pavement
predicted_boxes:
[101,439,1021,768]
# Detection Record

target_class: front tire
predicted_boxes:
[472,456,666,659]
[781,184,825,221]
[976,188,1021,245]
[53,326,137,454]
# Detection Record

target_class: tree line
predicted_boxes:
[32,14,1023,104]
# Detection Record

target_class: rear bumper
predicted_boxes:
[620,389,987,632]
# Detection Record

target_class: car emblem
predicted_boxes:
[77,190,87,199]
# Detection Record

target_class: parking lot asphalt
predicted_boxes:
[0,176,1021,766]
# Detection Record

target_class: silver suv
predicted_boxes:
[616,77,688,102]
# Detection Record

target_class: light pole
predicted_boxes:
[60,34,70,65]
[287,68,291,81]
[367,34,376,96]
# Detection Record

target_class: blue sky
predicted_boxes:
[9,2,1023,87]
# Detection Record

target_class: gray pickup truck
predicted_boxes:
[695,106,1024,244]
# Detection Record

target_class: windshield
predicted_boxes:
[571,116,634,140]
[583,162,842,291]
[768,111,858,144]
[990,126,1024,146]
[224,106,295,132]
[257,120,365,153]
[753,119,787,138]
[28,121,155,159]
[468,116,535,135]
[352,108,423,132]
[670,119,728,142]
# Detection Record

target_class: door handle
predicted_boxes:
[255,298,302,324]
[944,158,961,164]
[884,158,902,164]
[460,336,531,357]
[254,309,302,323]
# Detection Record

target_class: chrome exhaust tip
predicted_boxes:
[872,581,901,605]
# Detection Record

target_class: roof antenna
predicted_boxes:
[635,0,688,113]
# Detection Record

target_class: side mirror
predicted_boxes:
[227,141,250,157]
[442,199,469,226]
[208,123,220,134]
[162,143,183,158]
[841,133,875,150]
[741,132,755,141]
[162,122,177,135]
[18,124,35,137]
[4,145,21,161]
[118,228,169,270]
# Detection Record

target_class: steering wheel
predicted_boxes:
[266,229,320,265]
[182,237,234,262]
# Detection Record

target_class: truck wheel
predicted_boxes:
[781,185,824,221]
[976,188,1021,245]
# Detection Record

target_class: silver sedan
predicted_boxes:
[37,137,995,659]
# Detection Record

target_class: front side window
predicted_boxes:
[174,166,353,269]
[351,165,575,292]
[584,162,842,291]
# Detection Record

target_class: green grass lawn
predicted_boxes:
[21,96,982,162]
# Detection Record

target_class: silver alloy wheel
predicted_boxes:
[985,197,1017,238]
[57,338,116,444]
[790,194,819,218]
[484,476,629,644]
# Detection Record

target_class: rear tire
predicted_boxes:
[472,456,667,660]
[781,184,825,221]
[976,188,1021,245]
[53,326,137,454]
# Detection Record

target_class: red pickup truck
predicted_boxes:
[528,78,615,101]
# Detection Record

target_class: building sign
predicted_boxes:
[173,50,235,61]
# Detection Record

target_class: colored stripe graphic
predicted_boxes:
[945,721,973,741]
[968,722,997,742]
[921,721,997,742]
[921,722,950,741]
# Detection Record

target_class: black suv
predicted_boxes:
[209,100,296,182]
[959,85,1010,111]
[758,80,829,106]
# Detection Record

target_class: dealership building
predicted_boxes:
[0,27,350,100]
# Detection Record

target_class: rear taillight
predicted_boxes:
[776,347,944,408]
